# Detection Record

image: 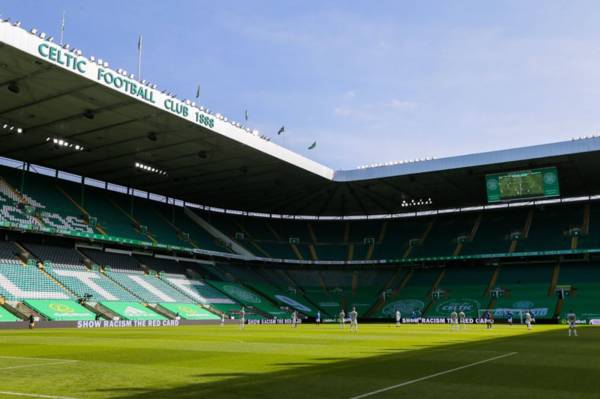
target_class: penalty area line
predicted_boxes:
[349,351,518,399]
[0,360,78,371]
[0,391,80,399]
[0,356,76,362]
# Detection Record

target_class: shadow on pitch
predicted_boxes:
[104,327,594,399]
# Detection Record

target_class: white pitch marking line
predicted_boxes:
[0,355,75,362]
[349,352,518,399]
[0,360,78,371]
[0,391,80,399]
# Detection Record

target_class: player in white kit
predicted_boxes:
[220,313,225,327]
[567,310,578,337]
[240,306,246,330]
[339,309,346,329]
[458,310,466,329]
[450,310,459,331]
[349,307,358,332]
[525,311,532,330]
[395,310,401,327]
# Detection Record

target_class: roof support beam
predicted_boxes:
[0,83,97,115]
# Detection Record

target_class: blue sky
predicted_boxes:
[3,1,600,169]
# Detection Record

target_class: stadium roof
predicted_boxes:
[2,21,600,216]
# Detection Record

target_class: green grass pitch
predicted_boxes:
[0,324,598,398]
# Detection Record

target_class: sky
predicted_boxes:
[3,1,600,170]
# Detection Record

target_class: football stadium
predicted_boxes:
[1,7,600,399]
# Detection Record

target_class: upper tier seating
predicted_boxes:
[2,165,600,262]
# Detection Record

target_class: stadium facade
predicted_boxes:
[0,19,599,326]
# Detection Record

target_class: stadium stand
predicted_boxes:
[0,167,95,234]
[47,264,140,302]
[56,179,148,241]
[425,265,495,318]
[23,243,84,265]
[0,305,19,322]
[105,269,194,303]
[213,264,319,316]
[4,16,600,330]
[0,261,72,301]
[153,206,228,252]
[99,301,166,321]
[161,274,242,316]
[492,263,557,321]
[372,267,441,319]
[24,299,96,321]
[5,163,600,264]
[157,303,220,320]
[557,261,600,320]
[207,280,289,318]
[81,248,142,272]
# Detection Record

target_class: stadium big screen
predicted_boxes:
[486,167,560,202]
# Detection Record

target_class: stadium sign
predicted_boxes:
[435,299,481,315]
[77,319,180,328]
[486,167,560,203]
[402,317,486,324]
[159,303,219,320]
[35,42,215,130]
[37,43,87,73]
[247,319,299,325]
[25,300,95,321]
[494,307,549,318]
[97,68,155,103]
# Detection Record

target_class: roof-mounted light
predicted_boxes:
[135,162,167,176]
[47,137,85,151]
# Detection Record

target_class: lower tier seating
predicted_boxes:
[99,301,166,321]
[0,305,19,322]
[25,299,95,321]
[158,303,219,320]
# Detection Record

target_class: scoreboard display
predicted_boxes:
[486,167,560,203]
